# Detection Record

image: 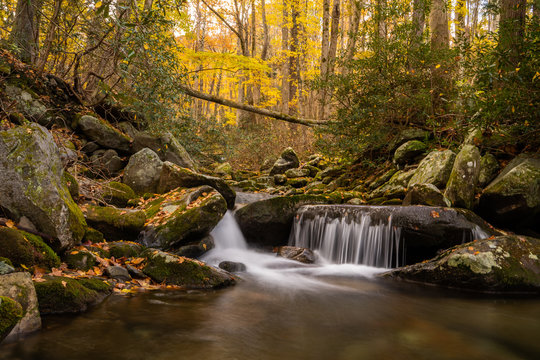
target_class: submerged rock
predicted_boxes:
[123,148,163,195]
[408,150,456,189]
[269,147,300,175]
[444,145,481,209]
[219,261,247,273]
[384,235,540,294]
[276,246,316,264]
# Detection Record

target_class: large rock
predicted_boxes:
[408,150,456,189]
[0,296,23,343]
[269,147,300,175]
[101,181,137,207]
[478,154,540,231]
[370,169,416,199]
[276,246,316,264]
[393,140,427,165]
[285,168,310,179]
[0,272,41,341]
[402,183,451,207]
[142,249,235,289]
[0,124,86,251]
[158,162,235,209]
[384,235,540,294]
[123,148,163,194]
[478,153,499,187]
[444,145,481,209]
[88,149,124,177]
[133,131,196,170]
[0,228,60,270]
[235,195,333,247]
[387,128,430,152]
[138,186,227,249]
[76,115,132,152]
[82,205,146,242]
[5,85,50,126]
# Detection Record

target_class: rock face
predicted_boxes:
[384,235,540,294]
[0,296,23,343]
[5,85,49,125]
[82,205,146,241]
[142,249,235,289]
[478,154,540,231]
[402,183,451,207]
[276,246,316,264]
[0,272,41,340]
[393,140,426,165]
[101,181,136,207]
[123,148,163,194]
[408,150,456,189]
[269,147,300,175]
[158,162,236,209]
[478,153,499,187]
[444,145,481,209]
[77,115,132,152]
[0,124,86,251]
[133,131,196,170]
[139,186,227,249]
[370,169,416,199]
[0,228,60,270]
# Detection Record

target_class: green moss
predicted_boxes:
[63,249,96,271]
[0,257,13,267]
[102,182,136,207]
[83,227,104,243]
[0,228,60,270]
[63,171,79,199]
[0,296,23,342]
[83,205,146,241]
[108,241,145,258]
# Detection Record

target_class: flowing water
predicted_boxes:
[2,211,540,360]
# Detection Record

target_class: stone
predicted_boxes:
[387,128,430,152]
[123,148,163,194]
[63,248,97,271]
[139,186,227,249]
[402,183,451,207]
[101,181,137,207]
[463,127,483,146]
[316,166,344,180]
[0,258,15,275]
[301,165,320,177]
[444,145,481,209]
[126,264,147,279]
[107,241,145,259]
[0,124,87,251]
[214,162,233,177]
[117,121,139,138]
[76,115,132,152]
[219,261,247,272]
[478,154,540,231]
[269,147,300,175]
[63,171,79,199]
[285,168,310,178]
[368,169,397,190]
[132,131,196,170]
[34,276,112,314]
[478,153,499,188]
[82,205,146,241]
[142,249,235,289]
[0,227,60,270]
[5,85,50,126]
[158,162,236,209]
[408,150,456,189]
[0,272,41,340]
[0,296,23,343]
[82,227,104,244]
[393,140,427,165]
[58,145,78,166]
[384,235,540,294]
[273,174,287,185]
[89,149,124,177]
[277,246,316,264]
[105,266,131,282]
[260,158,275,172]
[370,169,416,199]
[174,236,214,258]
[287,178,309,188]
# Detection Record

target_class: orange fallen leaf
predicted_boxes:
[5,220,15,228]
[468,246,474,251]
[130,257,145,265]
[431,211,440,218]
[70,250,79,255]
[474,251,480,255]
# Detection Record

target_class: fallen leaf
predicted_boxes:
[70,250,79,255]
[5,220,15,228]
[431,211,440,218]
[468,246,474,251]
[61,280,67,287]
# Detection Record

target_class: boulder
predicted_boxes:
[139,186,227,249]
[141,249,235,289]
[107,241,145,259]
[269,147,300,175]
[387,128,430,152]
[63,171,79,199]
[101,181,137,207]
[219,261,247,272]
[235,195,333,247]
[123,148,163,194]
[0,296,23,343]
[287,178,309,188]
[444,145,481,209]
[0,124,86,251]
[384,235,540,294]
[89,149,124,177]
[0,258,15,275]
[478,153,499,188]
[370,169,416,199]
[5,85,50,126]
[478,154,540,231]
[408,150,456,189]
[158,162,235,209]
[214,162,233,177]
[276,246,316,264]
[393,140,427,165]
[34,276,112,314]
[82,205,146,241]
[0,228,60,270]
[301,165,320,177]
[104,266,131,282]
[132,131,196,170]
[402,183,451,207]
[76,115,132,152]
[273,174,287,185]
[285,168,310,178]
[63,248,97,271]
[0,272,41,340]
[463,127,483,146]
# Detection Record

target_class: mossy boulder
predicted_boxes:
[478,154,540,231]
[34,276,112,314]
[0,227,60,270]
[408,150,456,189]
[63,248,97,271]
[269,147,300,175]
[107,241,145,259]
[387,128,430,152]
[82,205,146,241]
[370,169,416,200]
[384,235,540,294]
[0,123,86,251]
[0,296,23,343]
[444,145,481,209]
[82,227,104,244]
[132,131,196,170]
[77,115,132,152]
[367,169,398,191]
[285,168,310,178]
[0,258,15,275]
[63,171,79,199]
[478,153,500,188]
[287,177,309,188]
[403,183,451,207]
[301,165,320,177]
[123,148,163,195]
[393,140,427,165]
[141,249,235,289]
[4,85,50,126]
[0,272,41,340]
[138,186,227,249]
[214,162,233,177]
[102,181,137,207]
[158,161,236,209]
[273,174,287,185]
[235,194,334,247]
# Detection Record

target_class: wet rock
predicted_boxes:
[142,249,235,289]
[0,228,60,270]
[132,131,196,170]
[478,153,499,188]
[384,235,540,294]
[0,296,23,343]
[269,147,300,175]
[219,261,247,272]
[123,148,163,194]
[277,246,316,264]
[76,115,132,152]
[105,266,131,282]
[408,150,456,189]
[444,145,481,209]
[370,169,416,199]
[0,123,87,251]
[158,162,235,209]
[82,205,146,241]
[0,272,41,340]
[139,186,227,249]
[126,264,147,279]
[403,183,451,207]
[393,140,427,166]
[174,235,214,258]
[34,276,112,314]
[63,248,97,271]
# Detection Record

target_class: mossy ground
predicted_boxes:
[0,227,60,270]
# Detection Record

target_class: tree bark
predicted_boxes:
[10,0,43,63]
[36,0,63,74]
[499,0,526,68]
[430,0,450,114]
[289,0,300,117]
[281,0,290,114]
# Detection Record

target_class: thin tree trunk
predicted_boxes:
[36,0,63,74]
[281,0,290,114]
[499,0,526,68]
[10,0,43,63]
[261,0,270,60]
[430,0,450,115]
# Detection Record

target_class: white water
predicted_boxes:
[201,211,386,291]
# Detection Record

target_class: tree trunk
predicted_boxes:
[318,0,340,120]
[10,0,43,63]
[430,0,450,115]
[261,0,270,60]
[281,0,290,114]
[289,0,300,117]
[36,0,63,73]
[499,0,526,68]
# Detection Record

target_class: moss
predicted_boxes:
[83,205,146,241]
[0,296,23,342]
[62,171,79,199]
[63,249,96,271]
[287,177,309,188]
[0,228,60,270]
[108,241,145,258]
[0,257,13,267]
[76,278,112,292]
[83,227,104,243]
[102,182,136,207]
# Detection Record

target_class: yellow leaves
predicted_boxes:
[512,106,515,113]
[468,246,474,251]
[435,64,441,69]
[70,250,79,255]
[21,264,29,270]
[430,211,440,218]
[95,1,102,9]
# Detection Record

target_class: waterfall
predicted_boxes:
[289,209,403,268]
